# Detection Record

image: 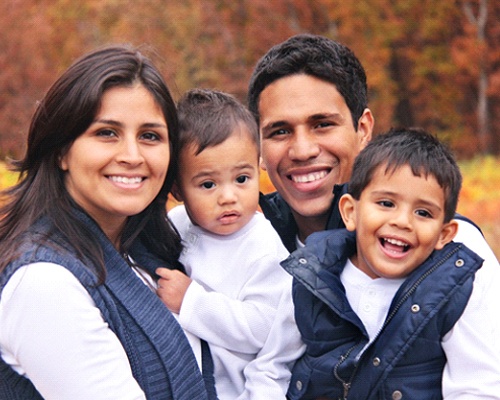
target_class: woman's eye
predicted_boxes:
[141,131,161,141]
[201,182,215,189]
[96,129,117,138]
[236,175,249,184]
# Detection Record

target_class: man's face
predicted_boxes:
[258,74,373,240]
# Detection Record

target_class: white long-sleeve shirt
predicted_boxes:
[169,206,304,400]
[341,219,500,399]
[0,261,202,400]
[0,263,146,400]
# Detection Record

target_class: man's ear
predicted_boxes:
[171,182,183,202]
[357,108,374,150]
[434,220,459,250]
[339,193,357,232]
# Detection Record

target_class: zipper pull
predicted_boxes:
[343,382,350,399]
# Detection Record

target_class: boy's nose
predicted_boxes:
[218,186,237,205]
[391,210,413,229]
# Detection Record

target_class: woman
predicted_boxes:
[0,45,216,399]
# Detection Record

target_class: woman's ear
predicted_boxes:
[434,220,459,250]
[339,193,357,232]
[171,182,183,202]
[58,153,68,171]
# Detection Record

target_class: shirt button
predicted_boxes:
[392,390,403,400]
[298,258,307,264]
[373,357,381,366]
[296,380,303,391]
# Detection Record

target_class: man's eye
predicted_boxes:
[268,128,289,138]
[201,182,215,189]
[316,121,333,129]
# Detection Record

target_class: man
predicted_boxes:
[248,33,500,398]
[248,34,374,252]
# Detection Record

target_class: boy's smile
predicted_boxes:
[340,164,458,279]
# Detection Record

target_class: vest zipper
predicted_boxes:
[333,246,460,399]
[333,343,361,399]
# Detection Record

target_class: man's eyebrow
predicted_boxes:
[261,120,287,132]
[308,112,345,123]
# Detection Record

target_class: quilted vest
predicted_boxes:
[282,229,483,399]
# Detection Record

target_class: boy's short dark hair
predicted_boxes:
[177,88,259,156]
[247,33,368,129]
[348,127,462,222]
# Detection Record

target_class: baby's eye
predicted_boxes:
[201,181,215,189]
[236,175,249,184]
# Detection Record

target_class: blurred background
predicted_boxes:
[0,0,498,256]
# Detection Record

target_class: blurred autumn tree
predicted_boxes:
[1,0,499,159]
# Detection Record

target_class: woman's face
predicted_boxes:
[60,84,170,245]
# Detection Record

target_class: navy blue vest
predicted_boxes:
[282,229,483,399]
[0,211,217,399]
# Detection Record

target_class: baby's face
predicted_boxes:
[176,128,260,236]
[343,164,457,279]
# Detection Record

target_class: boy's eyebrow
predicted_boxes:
[232,162,256,170]
[372,190,443,210]
[190,162,256,181]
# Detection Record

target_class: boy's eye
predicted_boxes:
[378,200,394,208]
[236,175,249,184]
[201,181,215,189]
[416,209,432,218]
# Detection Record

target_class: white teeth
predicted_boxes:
[384,238,408,247]
[109,176,143,184]
[291,170,328,183]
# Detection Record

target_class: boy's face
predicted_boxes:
[174,126,260,236]
[257,73,373,241]
[339,164,458,279]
